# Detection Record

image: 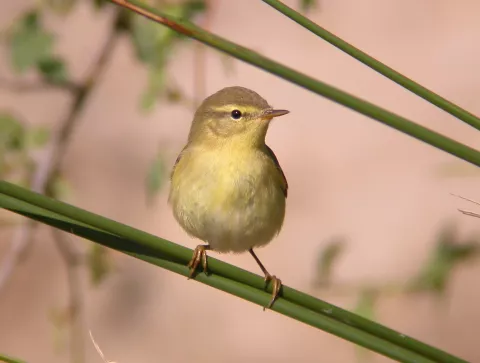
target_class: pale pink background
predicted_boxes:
[1,1,480,362]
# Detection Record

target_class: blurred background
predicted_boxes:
[1,0,480,362]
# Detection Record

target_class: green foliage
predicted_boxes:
[87,243,111,285]
[145,151,167,203]
[0,112,50,183]
[129,0,206,111]
[0,353,27,363]
[0,113,25,151]
[47,174,72,201]
[354,289,378,320]
[354,289,379,362]
[7,10,69,83]
[25,125,50,149]
[0,112,50,152]
[37,57,69,83]
[300,0,319,12]
[9,11,54,72]
[409,226,480,294]
[93,0,108,9]
[43,0,77,14]
[314,237,345,286]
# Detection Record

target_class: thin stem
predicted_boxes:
[0,181,468,363]
[261,0,480,131]
[0,77,80,93]
[0,193,436,363]
[52,230,85,363]
[0,8,121,294]
[107,0,480,169]
[0,353,27,363]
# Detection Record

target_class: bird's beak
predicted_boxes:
[262,109,290,119]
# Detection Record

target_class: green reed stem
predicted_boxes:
[0,181,468,363]
[0,354,27,363]
[107,0,480,168]
[262,0,480,131]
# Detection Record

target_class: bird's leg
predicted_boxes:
[249,249,282,310]
[188,244,210,278]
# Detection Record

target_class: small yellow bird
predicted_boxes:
[168,86,289,309]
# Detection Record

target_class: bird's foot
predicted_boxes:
[263,274,282,310]
[187,244,209,278]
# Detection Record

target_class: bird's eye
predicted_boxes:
[231,109,242,120]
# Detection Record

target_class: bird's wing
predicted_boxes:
[170,145,188,180]
[265,145,288,198]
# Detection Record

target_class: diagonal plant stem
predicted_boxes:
[0,180,468,363]
[0,353,27,363]
[261,0,480,131]
[107,0,480,168]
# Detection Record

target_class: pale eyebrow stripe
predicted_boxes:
[211,105,261,113]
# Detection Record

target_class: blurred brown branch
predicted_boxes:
[0,8,123,363]
[0,9,121,294]
[0,77,80,93]
[52,229,85,363]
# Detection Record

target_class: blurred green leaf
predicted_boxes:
[354,289,378,362]
[314,237,345,286]
[92,0,108,9]
[88,243,111,285]
[354,289,378,320]
[23,11,40,28]
[165,86,183,103]
[0,113,25,150]
[9,10,54,73]
[129,0,206,111]
[409,226,480,294]
[146,151,167,203]
[131,14,171,64]
[300,0,318,12]
[37,56,69,83]
[48,307,68,353]
[44,0,77,14]
[141,66,166,111]
[130,0,206,64]
[46,173,72,201]
[178,0,207,24]
[24,125,50,149]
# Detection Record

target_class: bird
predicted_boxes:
[168,86,289,309]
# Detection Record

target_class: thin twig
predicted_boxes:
[0,219,37,290]
[0,77,80,93]
[451,194,480,219]
[0,10,121,294]
[451,193,480,207]
[89,331,116,363]
[52,229,85,363]
[0,9,122,363]
[458,209,480,219]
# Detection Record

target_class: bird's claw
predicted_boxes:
[263,274,282,310]
[187,245,209,278]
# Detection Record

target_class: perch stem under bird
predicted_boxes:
[168,86,290,309]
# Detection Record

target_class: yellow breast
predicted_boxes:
[169,144,286,253]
